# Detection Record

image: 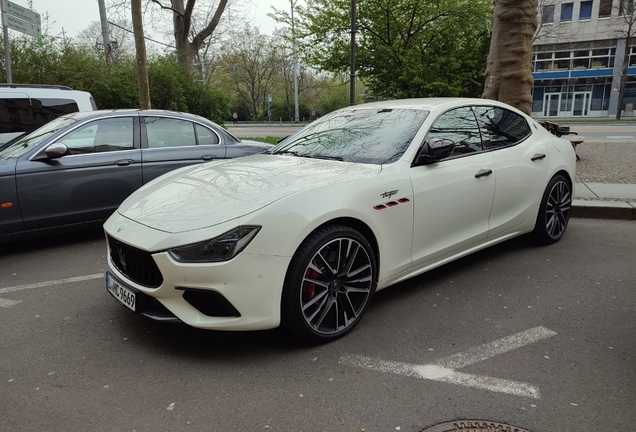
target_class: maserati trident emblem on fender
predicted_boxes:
[381,190,398,199]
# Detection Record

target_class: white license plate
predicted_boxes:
[106,273,136,312]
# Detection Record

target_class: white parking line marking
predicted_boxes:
[607,136,635,139]
[0,273,104,295]
[434,326,557,369]
[339,326,557,399]
[0,298,22,308]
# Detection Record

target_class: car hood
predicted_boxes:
[118,154,381,233]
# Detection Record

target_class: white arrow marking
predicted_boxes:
[0,298,22,308]
[0,273,104,295]
[339,326,557,399]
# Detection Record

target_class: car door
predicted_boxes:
[410,106,496,267]
[140,116,226,183]
[472,106,548,237]
[15,116,142,230]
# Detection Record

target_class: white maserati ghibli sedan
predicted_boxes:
[104,98,575,342]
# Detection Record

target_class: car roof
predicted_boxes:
[59,109,217,124]
[342,98,523,114]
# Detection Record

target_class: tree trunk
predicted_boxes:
[131,0,151,109]
[482,0,538,115]
[170,0,229,75]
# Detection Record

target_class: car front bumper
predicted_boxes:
[104,213,291,331]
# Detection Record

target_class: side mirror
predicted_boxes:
[44,143,70,159]
[414,138,455,165]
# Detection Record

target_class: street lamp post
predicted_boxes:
[291,0,300,123]
[350,0,356,105]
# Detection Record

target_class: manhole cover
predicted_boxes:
[422,420,533,432]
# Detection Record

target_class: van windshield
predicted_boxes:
[0,116,79,159]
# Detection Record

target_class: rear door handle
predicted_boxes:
[474,169,493,178]
[115,159,134,166]
[531,153,547,161]
[201,155,216,161]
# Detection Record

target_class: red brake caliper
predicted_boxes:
[302,260,320,307]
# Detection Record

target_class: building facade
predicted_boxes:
[532,0,636,118]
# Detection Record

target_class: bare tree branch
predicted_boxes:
[150,0,183,17]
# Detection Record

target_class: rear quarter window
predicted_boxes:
[473,106,531,149]
[0,97,79,135]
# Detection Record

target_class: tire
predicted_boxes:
[532,174,572,244]
[281,225,377,343]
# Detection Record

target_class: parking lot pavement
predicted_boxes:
[0,219,634,432]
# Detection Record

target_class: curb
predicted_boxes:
[571,199,636,220]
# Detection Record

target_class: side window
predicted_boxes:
[0,98,34,134]
[425,107,482,157]
[473,106,531,149]
[31,98,79,128]
[195,124,220,145]
[60,117,134,154]
[0,97,81,136]
[145,117,196,148]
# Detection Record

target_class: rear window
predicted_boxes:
[0,97,80,135]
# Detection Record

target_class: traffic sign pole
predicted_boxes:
[1,0,12,84]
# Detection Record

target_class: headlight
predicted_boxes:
[168,226,261,263]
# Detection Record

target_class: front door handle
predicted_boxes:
[474,169,493,178]
[115,159,134,166]
[531,153,547,161]
[201,155,216,161]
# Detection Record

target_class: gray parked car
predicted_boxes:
[0,109,270,242]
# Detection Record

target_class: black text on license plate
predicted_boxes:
[107,275,136,312]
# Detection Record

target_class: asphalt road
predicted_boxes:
[0,219,634,432]
[561,122,636,142]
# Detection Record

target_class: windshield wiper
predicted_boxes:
[304,155,344,161]
[272,150,343,161]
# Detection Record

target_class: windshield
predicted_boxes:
[0,115,79,159]
[271,108,429,165]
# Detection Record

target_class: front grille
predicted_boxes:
[108,235,163,288]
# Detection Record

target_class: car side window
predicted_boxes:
[60,117,134,154]
[145,117,196,148]
[472,106,531,149]
[195,124,220,145]
[425,107,482,157]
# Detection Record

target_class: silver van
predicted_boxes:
[0,84,96,144]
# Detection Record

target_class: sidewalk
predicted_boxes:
[572,141,636,220]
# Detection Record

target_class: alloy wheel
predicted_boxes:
[300,237,373,336]
[545,179,571,239]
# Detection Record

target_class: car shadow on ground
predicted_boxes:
[369,235,539,311]
[0,228,105,257]
[102,235,549,360]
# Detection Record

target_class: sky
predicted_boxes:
[27,0,292,42]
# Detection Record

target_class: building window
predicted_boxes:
[599,0,612,17]
[620,0,634,14]
[561,3,574,20]
[543,4,556,23]
[580,1,593,19]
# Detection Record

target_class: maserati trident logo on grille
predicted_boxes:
[381,190,398,199]
[118,246,127,273]
[117,223,127,232]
